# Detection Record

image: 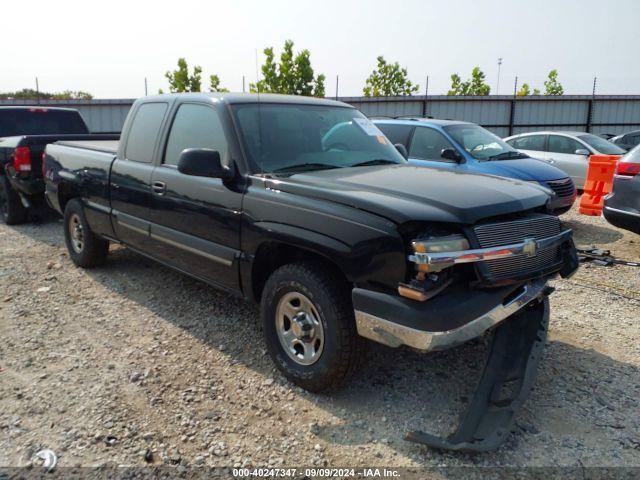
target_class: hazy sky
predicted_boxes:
[2,0,638,98]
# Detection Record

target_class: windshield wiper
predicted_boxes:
[487,151,529,161]
[351,159,399,167]
[272,163,339,174]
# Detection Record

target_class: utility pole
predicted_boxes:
[242,75,246,93]
[422,76,429,118]
[508,76,518,136]
[35,77,40,105]
[144,78,148,96]
[587,76,597,133]
[335,75,339,100]
[496,57,503,95]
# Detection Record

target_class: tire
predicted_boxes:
[63,199,109,268]
[0,175,27,225]
[261,261,365,392]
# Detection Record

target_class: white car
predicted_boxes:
[504,131,626,189]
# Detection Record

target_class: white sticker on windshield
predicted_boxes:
[353,117,384,137]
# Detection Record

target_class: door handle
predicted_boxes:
[152,181,166,195]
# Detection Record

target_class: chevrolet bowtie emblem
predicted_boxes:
[522,238,537,257]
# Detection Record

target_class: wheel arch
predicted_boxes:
[246,224,353,303]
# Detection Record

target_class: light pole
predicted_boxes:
[496,57,503,95]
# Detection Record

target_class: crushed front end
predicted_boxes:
[352,212,579,452]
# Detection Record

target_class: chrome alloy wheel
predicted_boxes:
[68,213,84,253]
[275,292,325,366]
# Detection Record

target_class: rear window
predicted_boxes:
[0,108,88,137]
[578,134,626,155]
[125,103,168,163]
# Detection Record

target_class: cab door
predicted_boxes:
[110,102,168,249]
[148,102,242,292]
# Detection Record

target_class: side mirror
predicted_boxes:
[441,148,462,161]
[394,143,409,160]
[575,148,590,156]
[177,148,233,179]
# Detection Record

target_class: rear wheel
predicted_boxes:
[0,175,27,225]
[63,199,109,268]
[261,262,365,392]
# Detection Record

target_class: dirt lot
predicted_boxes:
[1,203,639,471]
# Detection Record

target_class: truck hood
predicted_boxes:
[265,164,551,225]
[477,157,568,182]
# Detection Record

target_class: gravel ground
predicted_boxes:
[1,203,639,470]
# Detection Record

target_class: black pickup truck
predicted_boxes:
[0,106,118,224]
[44,93,578,452]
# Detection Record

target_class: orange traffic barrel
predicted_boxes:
[579,154,621,216]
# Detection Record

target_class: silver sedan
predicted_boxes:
[504,131,626,188]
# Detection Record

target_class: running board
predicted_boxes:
[405,295,550,452]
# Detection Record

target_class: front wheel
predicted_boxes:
[261,262,365,392]
[0,175,27,225]
[63,199,109,268]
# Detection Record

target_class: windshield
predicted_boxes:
[231,103,406,173]
[577,134,626,155]
[0,109,88,137]
[443,124,524,160]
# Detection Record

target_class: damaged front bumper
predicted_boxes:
[353,282,555,453]
[354,278,549,352]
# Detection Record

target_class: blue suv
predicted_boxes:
[375,119,577,215]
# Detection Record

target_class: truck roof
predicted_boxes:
[141,92,352,108]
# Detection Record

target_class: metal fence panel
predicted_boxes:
[2,95,639,137]
[516,99,589,126]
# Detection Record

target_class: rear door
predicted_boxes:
[547,135,589,187]
[148,102,242,291]
[110,102,168,249]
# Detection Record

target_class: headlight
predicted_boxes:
[411,234,470,272]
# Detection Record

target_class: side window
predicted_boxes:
[509,135,546,151]
[164,104,229,166]
[125,103,168,163]
[628,134,640,146]
[409,127,456,161]
[375,124,413,147]
[548,135,582,155]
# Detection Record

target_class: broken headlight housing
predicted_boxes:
[411,234,470,273]
[399,234,470,302]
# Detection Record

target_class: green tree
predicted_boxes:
[544,69,564,95]
[362,56,419,97]
[250,40,325,97]
[209,74,229,93]
[51,90,93,100]
[0,88,93,100]
[164,58,202,93]
[448,67,491,95]
[517,83,531,96]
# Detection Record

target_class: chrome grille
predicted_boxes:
[473,214,562,281]
[545,178,575,198]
